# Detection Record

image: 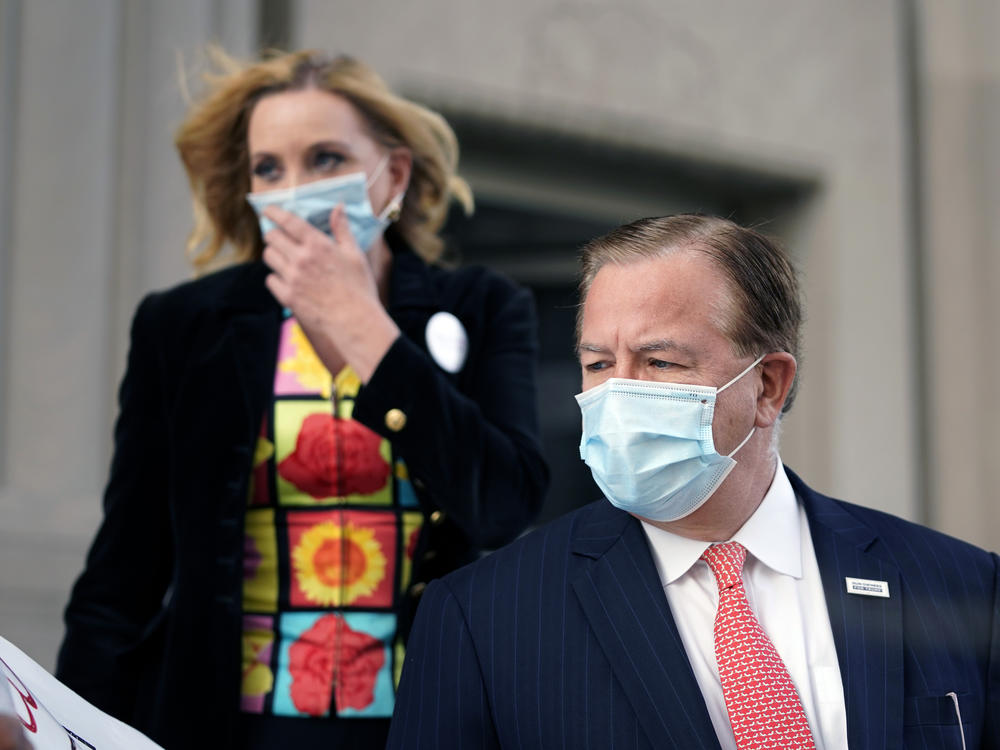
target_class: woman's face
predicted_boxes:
[246,88,406,215]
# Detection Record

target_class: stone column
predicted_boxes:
[920,0,1000,549]
[0,0,256,669]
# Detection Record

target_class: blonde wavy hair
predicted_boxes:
[175,47,473,272]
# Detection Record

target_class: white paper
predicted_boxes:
[0,636,163,749]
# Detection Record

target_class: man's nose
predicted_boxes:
[612,360,641,380]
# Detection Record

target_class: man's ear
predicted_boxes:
[755,352,796,427]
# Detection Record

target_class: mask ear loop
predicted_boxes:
[726,424,756,458]
[366,154,405,222]
[364,154,390,188]
[718,353,766,458]
[717,353,766,393]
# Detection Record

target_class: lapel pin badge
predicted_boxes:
[425,312,468,374]
[845,576,890,598]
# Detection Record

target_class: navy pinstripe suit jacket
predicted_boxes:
[388,468,1000,749]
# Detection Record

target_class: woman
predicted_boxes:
[56,48,548,749]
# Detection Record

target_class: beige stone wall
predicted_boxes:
[920,0,1000,545]
[1,0,997,672]
[0,0,256,668]
[297,0,918,516]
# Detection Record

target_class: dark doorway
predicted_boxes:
[443,201,617,524]
[437,112,813,528]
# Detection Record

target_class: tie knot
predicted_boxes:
[700,541,746,590]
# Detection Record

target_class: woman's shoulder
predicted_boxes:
[390,233,528,312]
[130,262,273,348]
[139,262,270,320]
[148,261,266,304]
[424,259,531,314]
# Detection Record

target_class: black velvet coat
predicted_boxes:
[55,243,549,749]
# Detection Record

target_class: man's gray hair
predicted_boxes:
[577,214,803,413]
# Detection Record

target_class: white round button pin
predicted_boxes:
[425,312,468,374]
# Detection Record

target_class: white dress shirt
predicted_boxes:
[640,462,849,750]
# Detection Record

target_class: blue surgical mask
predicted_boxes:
[246,156,400,252]
[575,355,764,522]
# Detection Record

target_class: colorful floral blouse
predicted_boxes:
[240,314,423,719]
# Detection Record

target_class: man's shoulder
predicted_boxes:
[835,496,994,562]
[791,467,997,569]
[436,500,617,601]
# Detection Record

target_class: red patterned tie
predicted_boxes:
[701,541,816,750]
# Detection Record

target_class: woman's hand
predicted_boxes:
[262,204,400,383]
[0,716,31,750]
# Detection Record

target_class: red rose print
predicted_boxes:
[248,417,271,506]
[289,614,385,715]
[406,526,420,560]
[335,621,386,711]
[279,414,390,498]
[289,616,336,716]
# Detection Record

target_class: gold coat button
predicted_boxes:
[408,581,427,598]
[384,408,407,432]
[429,510,446,525]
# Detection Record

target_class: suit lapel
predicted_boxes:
[793,470,904,750]
[571,502,722,750]
[200,262,281,447]
[228,310,281,436]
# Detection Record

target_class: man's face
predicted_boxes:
[577,250,761,455]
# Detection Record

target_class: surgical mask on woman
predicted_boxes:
[247,156,401,251]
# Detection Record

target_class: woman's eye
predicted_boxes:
[252,158,280,181]
[313,150,345,172]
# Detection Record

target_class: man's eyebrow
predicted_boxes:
[576,340,699,361]
[634,339,697,358]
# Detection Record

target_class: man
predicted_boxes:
[387,215,999,749]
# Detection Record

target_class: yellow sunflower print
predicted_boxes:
[293,521,387,606]
[279,324,333,398]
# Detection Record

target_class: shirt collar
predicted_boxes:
[640,461,802,585]
[733,462,802,578]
